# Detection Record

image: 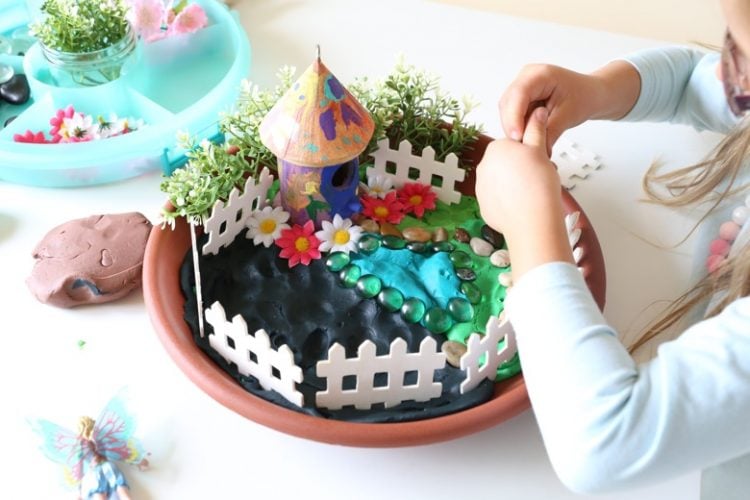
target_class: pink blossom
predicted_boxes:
[168,4,207,35]
[49,105,77,142]
[13,130,50,144]
[127,0,167,39]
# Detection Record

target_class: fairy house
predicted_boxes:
[259,53,375,227]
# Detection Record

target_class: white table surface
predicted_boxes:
[2,0,726,498]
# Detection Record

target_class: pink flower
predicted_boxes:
[128,0,167,39]
[49,105,76,142]
[13,130,49,144]
[396,182,437,218]
[168,3,207,35]
[275,220,322,268]
[360,191,406,224]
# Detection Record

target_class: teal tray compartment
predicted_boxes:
[0,0,251,187]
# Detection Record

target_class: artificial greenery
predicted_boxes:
[160,60,483,225]
[31,0,130,53]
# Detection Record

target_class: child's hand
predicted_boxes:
[500,61,641,154]
[476,107,574,279]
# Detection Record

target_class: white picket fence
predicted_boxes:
[205,301,304,407]
[315,337,446,410]
[368,139,465,205]
[460,316,518,394]
[202,167,274,256]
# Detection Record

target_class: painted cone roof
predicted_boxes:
[259,57,375,167]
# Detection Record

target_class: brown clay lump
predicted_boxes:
[27,212,152,308]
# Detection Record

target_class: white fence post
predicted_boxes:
[205,301,304,407]
[368,139,465,205]
[202,167,274,256]
[316,337,446,410]
[459,316,517,393]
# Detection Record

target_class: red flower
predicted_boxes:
[397,182,437,218]
[360,191,406,224]
[275,220,322,267]
[13,130,50,144]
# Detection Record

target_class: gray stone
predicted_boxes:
[490,249,511,268]
[469,236,494,257]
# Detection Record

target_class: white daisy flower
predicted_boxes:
[62,113,98,141]
[315,214,363,254]
[246,206,291,247]
[366,172,394,199]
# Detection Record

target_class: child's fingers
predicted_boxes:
[500,82,547,142]
[522,106,549,151]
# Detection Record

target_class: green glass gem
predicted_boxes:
[339,264,362,288]
[358,234,381,255]
[447,297,474,322]
[460,281,482,305]
[432,241,455,253]
[450,250,473,269]
[401,297,426,323]
[356,274,382,298]
[378,287,405,312]
[406,241,428,253]
[326,251,351,272]
[382,235,407,250]
[423,307,453,334]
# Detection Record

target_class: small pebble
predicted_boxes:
[481,224,505,249]
[433,227,449,242]
[382,234,406,250]
[490,249,511,268]
[441,340,467,368]
[450,250,473,268]
[432,241,455,253]
[402,226,432,242]
[456,268,477,281]
[406,241,428,253]
[469,236,493,257]
[0,74,30,105]
[454,227,471,243]
[379,221,403,238]
[498,272,513,287]
[358,218,379,234]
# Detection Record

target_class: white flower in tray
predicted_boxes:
[62,113,98,141]
[366,172,394,199]
[246,206,291,247]
[315,214,363,254]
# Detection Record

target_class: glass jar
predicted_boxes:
[40,25,137,87]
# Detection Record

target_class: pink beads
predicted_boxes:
[706,254,726,273]
[709,238,732,256]
[719,221,741,241]
[706,199,749,273]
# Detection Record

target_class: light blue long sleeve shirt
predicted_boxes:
[504,47,750,499]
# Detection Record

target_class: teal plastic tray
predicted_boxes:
[0,0,250,187]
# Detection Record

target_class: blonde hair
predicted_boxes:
[631,121,750,352]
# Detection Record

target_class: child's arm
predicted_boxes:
[506,262,750,494]
[620,47,738,132]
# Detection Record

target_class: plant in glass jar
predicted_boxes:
[30,0,136,86]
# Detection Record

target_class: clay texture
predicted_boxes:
[27,213,152,308]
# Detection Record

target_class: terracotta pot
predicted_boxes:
[142,133,606,447]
